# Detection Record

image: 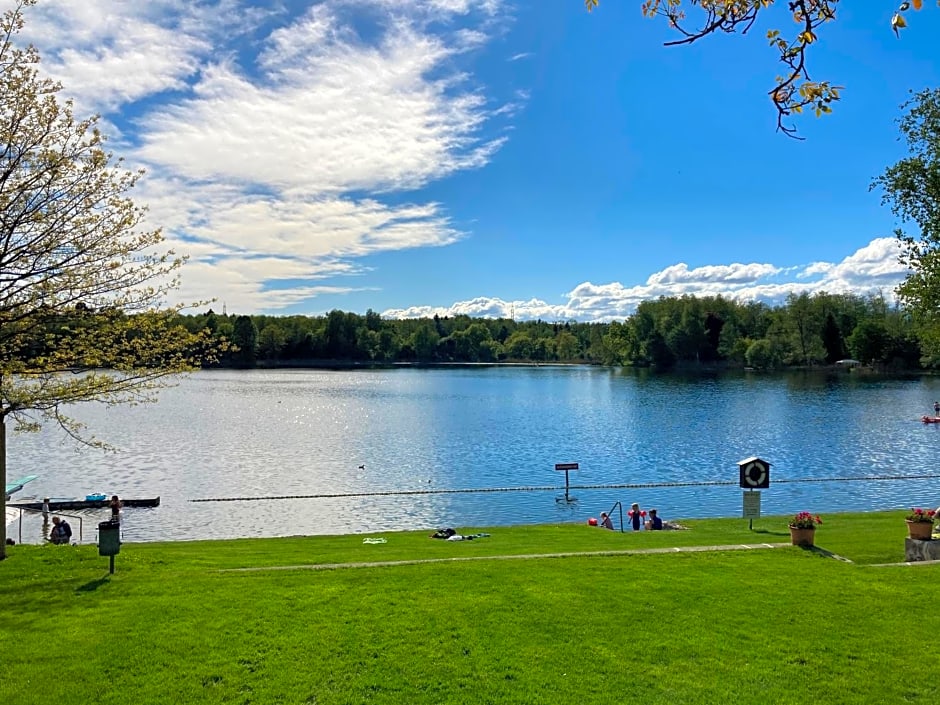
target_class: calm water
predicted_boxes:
[7,367,940,543]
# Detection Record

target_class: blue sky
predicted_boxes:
[13,0,940,320]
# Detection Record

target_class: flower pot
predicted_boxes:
[789,526,815,547]
[906,520,934,541]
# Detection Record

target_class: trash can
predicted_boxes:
[98,520,121,556]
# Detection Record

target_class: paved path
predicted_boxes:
[221,542,793,573]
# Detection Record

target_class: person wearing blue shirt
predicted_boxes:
[50,516,72,545]
[647,508,664,531]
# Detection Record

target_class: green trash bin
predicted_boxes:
[98,520,121,556]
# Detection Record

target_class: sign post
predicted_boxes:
[742,491,761,529]
[554,463,579,502]
[737,457,771,530]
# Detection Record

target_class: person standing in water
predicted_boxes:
[109,495,122,522]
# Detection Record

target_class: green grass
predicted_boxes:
[2,511,938,704]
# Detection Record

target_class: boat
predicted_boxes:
[921,416,940,424]
[10,496,160,511]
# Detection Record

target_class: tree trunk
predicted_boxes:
[1,417,7,560]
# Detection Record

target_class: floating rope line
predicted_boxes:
[189,473,940,503]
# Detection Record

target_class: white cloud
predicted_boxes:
[383,297,571,322]
[10,0,513,313]
[10,0,258,113]
[646,262,780,286]
[16,2,903,324]
[137,12,505,193]
[341,0,500,16]
[176,257,372,314]
[384,238,911,322]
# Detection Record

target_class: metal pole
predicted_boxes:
[565,470,570,501]
[109,555,115,575]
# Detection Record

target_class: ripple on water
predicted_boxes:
[7,368,940,543]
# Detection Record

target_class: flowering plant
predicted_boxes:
[789,511,822,529]
[906,507,936,524]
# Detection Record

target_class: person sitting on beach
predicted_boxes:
[49,517,72,545]
[645,508,664,531]
[600,512,614,530]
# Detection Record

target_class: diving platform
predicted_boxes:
[5,475,38,500]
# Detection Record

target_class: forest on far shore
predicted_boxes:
[174,291,926,371]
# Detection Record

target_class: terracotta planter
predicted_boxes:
[789,526,816,547]
[906,520,934,541]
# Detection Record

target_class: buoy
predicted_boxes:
[587,517,598,526]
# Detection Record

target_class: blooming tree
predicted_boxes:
[0,1,221,557]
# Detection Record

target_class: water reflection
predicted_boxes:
[7,367,940,543]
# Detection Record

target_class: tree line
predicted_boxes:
[175,290,924,370]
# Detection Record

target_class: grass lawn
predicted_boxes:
[2,511,938,704]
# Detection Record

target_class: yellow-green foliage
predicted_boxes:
[0,1,225,555]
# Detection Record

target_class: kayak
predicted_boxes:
[921,416,940,424]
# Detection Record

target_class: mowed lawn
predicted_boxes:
[2,511,938,705]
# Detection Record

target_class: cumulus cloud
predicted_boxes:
[647,262,780,286]
[383,297,570,321]
[384,238,910,322]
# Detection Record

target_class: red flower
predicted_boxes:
[790,511,823,529]
[907,507,937,523]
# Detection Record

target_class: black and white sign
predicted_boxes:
[738,457,770,489]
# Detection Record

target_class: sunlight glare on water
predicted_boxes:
[7,367,940,543]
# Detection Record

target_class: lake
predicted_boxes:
[7,366,940,544]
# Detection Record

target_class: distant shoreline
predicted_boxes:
[223,360,930,376]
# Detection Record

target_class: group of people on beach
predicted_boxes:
[595,502,665,531]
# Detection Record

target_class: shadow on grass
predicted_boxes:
[749,528,789,538]
[76,575,111,593]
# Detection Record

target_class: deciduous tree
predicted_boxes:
[872,88,940,365]
[585,0,935,136]
[0,1,219,557]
